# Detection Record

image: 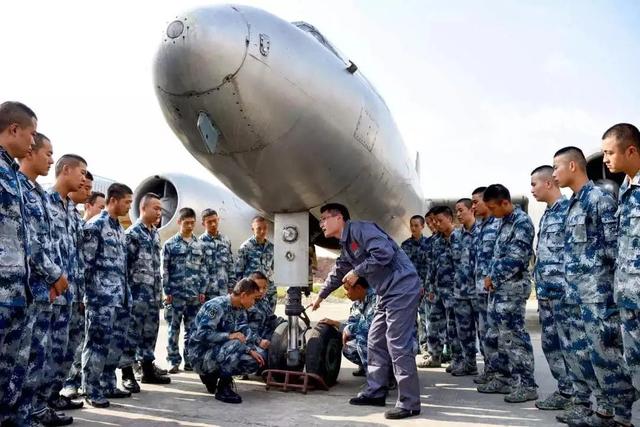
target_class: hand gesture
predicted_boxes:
[249,350,265,367]
[229,332,247,343]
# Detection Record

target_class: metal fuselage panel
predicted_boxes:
[154,5,424,241]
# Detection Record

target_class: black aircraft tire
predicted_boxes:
[267,321,304,381]
[305,323,342,387]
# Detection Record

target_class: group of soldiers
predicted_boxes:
[395,123,640,427]
[0,101,281,427]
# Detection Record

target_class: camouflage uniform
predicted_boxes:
[246,296,280,360]
[401,235,429,352]
[200,232,234,298]
[533,196,575,398]
[451,224,478,370]
[342,287,377,369]
[41,189,83,407]
[121,220,163,367]
[82,210,130,402]
[426,233,461,364]
[484,207,536,389]
[473,216,501,368]
[615,172,640,391]
[235,237,275,310]
[186,296,259,377]
[162,233,206,367]
[563,181,635,424]
[61,206,85,394]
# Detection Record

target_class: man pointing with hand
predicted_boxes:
[312,203,421,420]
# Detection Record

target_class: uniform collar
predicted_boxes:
[340,220,351,245]
[0,147,19,171]
[17,171,35,191]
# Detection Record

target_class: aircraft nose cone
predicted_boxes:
[154,6,249,96]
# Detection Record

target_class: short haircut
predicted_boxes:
[178,207,196,221]
[431,205,453,219]
[0,101,37,133]
[202,208,218,220]
[249,271,268,281]
[456,198,472,209]
[602,123,640,150]
[531,165,554,181]
[54,154,87,177]
[483,184,511,203]
[252,215,266,223]
[232,278,260,295]
[425,207,436,217]
[106,183,133,203]
[354,276,369,288]
[410,215,425,225]
[87,191,105,205]
[471,186,487,196]
[32,132,50,152]
[554,146,587,170]
[320,203,351,222]
[141,192,160,207]
[85,170,94,181]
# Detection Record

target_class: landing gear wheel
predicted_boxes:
[305,323,342,386]
[268,321,304,381]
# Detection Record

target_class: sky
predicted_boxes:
[1,0,639,214]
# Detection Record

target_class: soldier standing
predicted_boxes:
[477,184,537,403]
[235,216,275,310]
[120,193,171,390]
[200,209,234,298]
[163,207,206,373]
[602,123,640,393]
[529,165,578,411]
[553,146,635,427]
[82,183,133,408]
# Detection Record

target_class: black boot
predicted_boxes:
[215,376,242,404]
[121,366,141,393]
[141,360,171,384]
[199,373,219,394]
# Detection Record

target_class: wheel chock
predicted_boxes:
[262,369,329,394]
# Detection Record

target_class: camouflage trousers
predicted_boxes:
[166,301,200,366]
[82,305,130,400]
[538,299,573,396]
[343,336,368,369]
[266,282,277,313]
[453,298,477,367]
[1,305,35,424]
[189,339,259,377]
[16,302,51,421]
[620,307,640,390]
[61,302,85,391]
[484,294,536,388]
[37,304,71,407]
[416,295,429,352]
[426,293,460,362]
[121,301,160,366]
[563,303,635,424]
[472,294,488,359]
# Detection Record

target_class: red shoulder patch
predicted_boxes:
[350,241,359,252]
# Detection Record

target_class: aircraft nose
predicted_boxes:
[154,6,249,96]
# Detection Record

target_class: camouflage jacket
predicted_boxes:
[162,233,206,302]
[83,210,129,307]
[452,223,477,299]
[427,233,455,298]
[48,189,84,305]
[199,232,234,296]
[0,148,30,306]
[615,172,640,309]
[235,237,274,284]
[188,295,253,352]
[19,172,62,305]
[344,287,377,343]
[401,235,430,289]
[126,220,162,305]
[246,297,279,346]
[564,181,617,305]
[488,207,534,298]
[534,196,569,300]
[474,216,501,295]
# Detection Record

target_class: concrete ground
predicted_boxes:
[70,298,639,427]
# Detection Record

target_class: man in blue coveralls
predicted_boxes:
[312,203,421,420]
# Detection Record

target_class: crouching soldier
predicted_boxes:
[246,271,281,361]
[186,279,264,404]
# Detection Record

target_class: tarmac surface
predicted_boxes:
[70,298,640,427]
